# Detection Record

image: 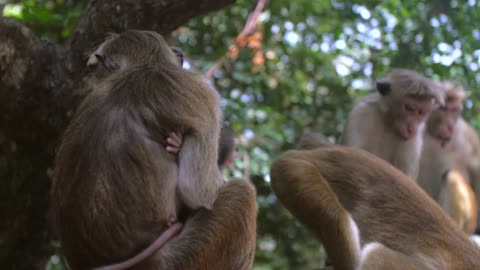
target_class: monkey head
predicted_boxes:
[376,69,443,141]
[426,81,466,147]
[86,30,184,79]
[218,123,238,168]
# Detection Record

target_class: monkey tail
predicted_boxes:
[92,223,183,270]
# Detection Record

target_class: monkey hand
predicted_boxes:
[166,132,183,154]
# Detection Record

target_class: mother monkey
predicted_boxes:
[51,30,257,270]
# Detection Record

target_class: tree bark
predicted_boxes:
[0,0,235,268]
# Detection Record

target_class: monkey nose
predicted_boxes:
[405,127,415,140]
[407,127,414,135]
[447,125,454,133]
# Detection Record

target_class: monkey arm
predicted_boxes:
[464,122,480,232]
[148,180,257,270]
[153,69,224,211]
[177,134,224,210]
[270,150,361,270]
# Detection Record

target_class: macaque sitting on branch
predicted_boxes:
[52,30,256,270]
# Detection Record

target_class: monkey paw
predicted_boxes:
[166,132,183,154]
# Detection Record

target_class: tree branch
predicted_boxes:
[65,0,236,79]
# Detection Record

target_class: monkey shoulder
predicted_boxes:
[461,119,480,149]
[350,93,382,113]
[342,94,384,147]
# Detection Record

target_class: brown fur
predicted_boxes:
[86,30,181,80]
[51,31,256,269]
[271,145,480,270]
[418,81,480,232]
[218,123,236,168]
[339,69,443,179]
[136,180,257,270]
[297,132,331,150]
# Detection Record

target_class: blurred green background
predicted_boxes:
[3,0,480,269]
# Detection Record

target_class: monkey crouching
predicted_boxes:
[271,145,480,270]
[52,30,257,270]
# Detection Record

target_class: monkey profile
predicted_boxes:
[339,69,444,179]
[51,30,256,269]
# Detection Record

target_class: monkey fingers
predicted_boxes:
[165,132,183,154]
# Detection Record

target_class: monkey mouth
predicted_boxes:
[400,132,414,141]
[437,137,451,147]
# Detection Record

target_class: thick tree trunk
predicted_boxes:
[0,0,235,268]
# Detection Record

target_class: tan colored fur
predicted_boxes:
[439,170,478,234]
[339,69,442,179]
[271,144,480,270]
[418,81,480,233]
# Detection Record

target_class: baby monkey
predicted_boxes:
[166,123,239,169]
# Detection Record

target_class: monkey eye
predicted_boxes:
[171,47,184,66]
[404,104,416,112]
[95,54,119,72]
[417,109,424,115]
[451,107,461,113]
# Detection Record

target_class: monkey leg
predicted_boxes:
[270,151,361,270]
[143,180,257,270]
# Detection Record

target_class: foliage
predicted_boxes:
[3,0,84,41]
[177,0,480,268]
[4,0,480,269]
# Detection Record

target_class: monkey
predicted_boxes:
[217,123,238,168]
[52,31,256,269]
[339,69,444,179]
[270,144,480,270]
[417,81,480,232]
[438,170,478,234]
[297,132,331,150]
[86,30,225,209]
[95,179,257,270]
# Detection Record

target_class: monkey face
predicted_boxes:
[427,99,463,146]
[391,96,434,141]
[85,30,183,79]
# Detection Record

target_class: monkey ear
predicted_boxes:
[171,47,184,67]
[95,54,120,72]
[376,81,391,96]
